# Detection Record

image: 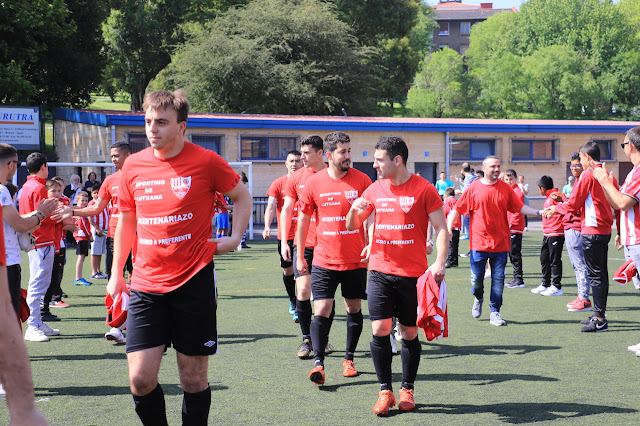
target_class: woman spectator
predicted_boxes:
[84,171,100,191]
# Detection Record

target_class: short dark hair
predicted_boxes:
[324,131,350,153]
[462,164,472,173]
[143,89,190,124]
[88,171,97,180]
[111,140,132,154]
[301,135,323,152]
[570,152,581,162]
[580,141,601,162]
[3,181,17,198]
[286,150,301,158]
[92,184,101,192]
[0,143,17,162]
[26,152,47,175]
[537,175,554,190]
[626,126,640,151]
[504,169,517,178]
[375,136,408,165]
[445,187,455,197]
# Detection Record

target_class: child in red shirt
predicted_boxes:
[443,187,460,267]
[73,191,94,286]
[532,176,565,296]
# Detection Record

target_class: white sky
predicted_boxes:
[426,0,619,10]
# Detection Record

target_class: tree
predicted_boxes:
[103,0,191,110]
[406,48,470,118]
[0,0,106,107]
[157,0,377,115]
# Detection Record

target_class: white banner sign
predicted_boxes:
[0,106,40,149]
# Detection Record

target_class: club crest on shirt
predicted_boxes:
[399,196,414,213]
[171,176,191,199]
[344,190,358,204]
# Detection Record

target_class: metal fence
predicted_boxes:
[253,196,268,225]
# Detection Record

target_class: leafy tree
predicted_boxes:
[601,49,640,119]
[0,0,106,107]
[472,53,528,118]
[157,0,377,115]
[406,48,470,118]
[103,0,191,110]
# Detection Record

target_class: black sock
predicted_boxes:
[311,315,331,363]
[370,335,393,392]
[283,274,296,307]
[326,300,336,334]
[401,337,421,390]
[345,310,363,361]
[297,299,312,338]
[132,383,168,426]
[182,386,211,426]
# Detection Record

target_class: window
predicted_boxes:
[460,44,469,55]
[460,22,471,35]
[592,140,613,160]
[439,44,449,50]
[511,139,555,161]
[439,22,449,36]
[451,139,495,161]
[192,134,222,154]
[127,133,148,153]
[240,136,296,160]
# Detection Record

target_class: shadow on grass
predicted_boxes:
[423,343,561,358]
[419,402,636,423]
[414,372,557,385]
[31,353,127,362]
[218,333,296,345]
[34,383,228,397]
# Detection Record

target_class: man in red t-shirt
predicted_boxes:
[280,135,327,359]
[346,136,449,415]
[544,141,618,332]
[296,132,371,385]
[448,156,542,327]
[263,150,302,321]
[107,90,252,425]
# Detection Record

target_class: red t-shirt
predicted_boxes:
[118,142,240,293]
[284,167,321,247]
[507,184,525,233]
[455,179,523,253]
[443,196,461,230]
[19,175,57,248]
[542,188,565,236]
[362,174,443,277]
[620,163,640,246]
[99,172,122,238]
[73,216,91,241]
[267,175,297,241]
[299,168,372,270]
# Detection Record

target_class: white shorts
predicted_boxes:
[92,233,107,256]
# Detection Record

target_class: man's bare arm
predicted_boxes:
[106,210,136,298]
[262,196,277,240]
[428,207,449,283]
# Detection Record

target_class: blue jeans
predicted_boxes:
[462,215,469,236]
[470,250,508,312]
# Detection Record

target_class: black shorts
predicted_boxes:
[76,240,90,256]
[277,239,294,268]
[126,262,218,356]
[292,246,314,279]
[311,266,367,301]
[367,270,418,327]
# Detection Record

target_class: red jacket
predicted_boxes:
[508,184,525,233]
[18,175,57,248]
[543,188,565,236]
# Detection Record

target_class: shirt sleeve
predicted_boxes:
[0,185,12,207]
[210,152,241,194]
[117,162,136,213]
[454,190,470,216]
[507,184,524,213]
[298,183,316,216]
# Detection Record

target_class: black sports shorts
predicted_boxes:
[76,240,90,256]
[126,262,218,356]
[367,270,418,327]
[292,246,314,279]
[277,239,294,268]
[311,266,367,301]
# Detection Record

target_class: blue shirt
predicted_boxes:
[435,179,454,195]
[562,184,573,197]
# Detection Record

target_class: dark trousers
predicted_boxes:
[509,233,523,281]
[447,229,460,265]
[7,264,21,315]
[106,237,133,280]
[44,249,65,308]
[540,235,564,287]
[583,234,611,318]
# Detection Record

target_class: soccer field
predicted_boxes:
[3,231,640,425]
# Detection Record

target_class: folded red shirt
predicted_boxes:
[614,259,637,285]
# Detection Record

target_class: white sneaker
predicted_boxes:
[105,327,125,343]
[0,383,5,398]
[490,312,507,326]
[24,326,50,342]
[540,285,563,296]
[472,298,483,318]
[628,342,640,352]
[531,284,548,294]
[40,322,60,336]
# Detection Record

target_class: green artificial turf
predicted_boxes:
[2,231,640,425]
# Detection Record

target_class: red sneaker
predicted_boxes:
[309,366,325,385]
[398,388,416,411]
[373,390,396,415]
[342,359,358,377]
[566,297,580,308]
[50,301,70,308]
[568,299,592,312]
